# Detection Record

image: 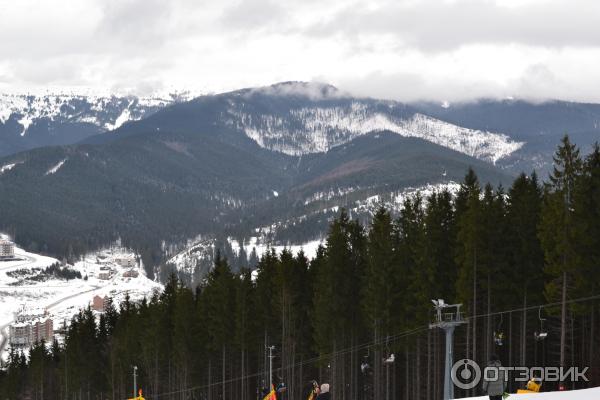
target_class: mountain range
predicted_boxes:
[0,91,192,157]
[1,82,599,278]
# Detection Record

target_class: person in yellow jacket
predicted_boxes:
[128,388,145,400]
[307,380,320,400]
[263,384,277,400]
[516,377,542,394]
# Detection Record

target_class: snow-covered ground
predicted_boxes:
[232,237,323,261]
[167,181,460,276]
[0,245,59,328]
[45,158,67,175]
[166,235,324,276]
[0,91,194,134]
[352,181,462,215]
[0,236,162,360]
[460,386,600,399]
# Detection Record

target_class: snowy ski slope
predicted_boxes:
[460,386,600,400]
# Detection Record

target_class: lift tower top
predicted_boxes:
[429,299,466,400]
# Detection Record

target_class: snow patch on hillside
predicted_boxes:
[303,186,359,205]
[45,158,67,175]
[0,162,20,174]
[166,235,323,277]
[17,115,33,136]
[166,238,215,276]
[0,92,181,134]
[227,102,523,163]
[230,237,323,261]
[352,181,461,215]
[104,106,132,130]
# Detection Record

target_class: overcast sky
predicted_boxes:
[1,0,599,102]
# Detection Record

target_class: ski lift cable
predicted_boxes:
[145,326,429,399]
[267,326,428,378]
[464,293,600,322]
[145,294,600,399]
[146,328,427,399]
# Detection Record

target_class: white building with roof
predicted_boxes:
[0,239,15,260]
[9,307,53,347]
[115,255,137,268]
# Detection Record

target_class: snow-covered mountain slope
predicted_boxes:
[165,234,323,284]
[164,181,459,283]
[0,93,179,132]
[0,91,192,157]
[224,94,523,164]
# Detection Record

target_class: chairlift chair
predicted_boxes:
[493,331,505,346]
[361,350,371,374]
[361,361,371,374]
[534,307,548,341]
[382,336,395,364]
[493,313,505,346]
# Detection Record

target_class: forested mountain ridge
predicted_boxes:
[0,125,509,275]
[0,126,294,264]
[92,82,524,164]
[1,82,599,277]
[4,82,600,173]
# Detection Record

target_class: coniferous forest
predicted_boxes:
[1,135,600,400]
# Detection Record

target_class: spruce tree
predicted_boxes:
[539,134,583,373]
[455,169,482,365]
[363,207,397,400]
[572,143,600,368]
[199,253,236,400]
[234,268,257,400]
[507,172,545,365]
[424,189,457,301]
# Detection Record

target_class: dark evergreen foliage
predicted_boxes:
[1,136,600,399]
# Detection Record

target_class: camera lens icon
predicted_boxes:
[451,359,481,390]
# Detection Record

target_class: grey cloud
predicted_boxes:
[336,70,511,102]
[334,60,600,103]
[509,63,598,102]
[305,0,600,51]
[2,0,600,103]
[220,0,287,31]
[9,57,89,86]
[95,0,176,47]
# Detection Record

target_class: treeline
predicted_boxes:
[6,262,82,285]
[1,135,599,400]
